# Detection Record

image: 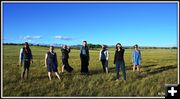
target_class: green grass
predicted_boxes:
[3,45,178,96]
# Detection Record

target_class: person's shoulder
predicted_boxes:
[20,48,23,51]
[61,48,64,51]
[80,46,83,49]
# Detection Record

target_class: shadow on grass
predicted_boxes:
[134,65,177,80]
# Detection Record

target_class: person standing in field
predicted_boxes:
[61,45,73,73]
[114,43,126,81]
[45,46,60,80]
[99,45,109,73]
[80,41,90,75]
[19,42,33,80]
[132,44,142,72]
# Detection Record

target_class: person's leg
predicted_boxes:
[48,72,51,80]
[21,67,26,80]
[137,65,140,72]
[80,57,84,74]
[105,60,108,73]
[26,61,30,79]
[55,72,61,80]
[137,59,140,72]
[115,62,120,80]
[62,65,64,73]
[101,60,106,72]
[121,61,126,80]
[21,61,26,80]
[133,64,136,72]
[84,57,89,74]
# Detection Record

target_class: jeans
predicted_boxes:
[80,56,89,74]
[115,61,126,80]
[21,60,30,79]
[101,59,108,72]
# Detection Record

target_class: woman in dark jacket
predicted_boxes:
[45,46,60,80]
[80,41,89,75]
[61,45,73,73]
[114,43,126,81]
[19,42,33,80]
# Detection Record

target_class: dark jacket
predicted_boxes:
[114,48,125,64]
[46,51,58,67]
[80,46,89,59]
[61,48,70,59]
[21,48,33,61]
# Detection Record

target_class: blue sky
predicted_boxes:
[3,2,178,47]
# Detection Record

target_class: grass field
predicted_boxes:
[2,45,178,97]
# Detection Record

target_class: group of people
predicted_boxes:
[19,41,142,81]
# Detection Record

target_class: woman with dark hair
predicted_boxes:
[114,43,126,81]
[80,41,89,75]
[99,45,109,73]
[61,45,73,73]
[132,44,142,72]
[19,42,33,80]
[45,46,60,80]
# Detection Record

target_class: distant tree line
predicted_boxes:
[3,43,177,49]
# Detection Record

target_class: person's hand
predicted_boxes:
[18,61,22,67]
[31,60,33,64]
[67,46,70,49]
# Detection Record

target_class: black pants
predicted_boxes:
[101,59,108,72]
[80,56,89,74]
[21,61,30,79]
[62,58,73,72]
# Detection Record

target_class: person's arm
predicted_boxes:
[114,51,116,64]
[106,50,109,61]
[45,53,48,67]
[19,48,23,66]
[87,48,90,61]
[67,46,71,53]
[80,47,82,56]
[132,50,134,63]
[99,50,102,60]
[55,53,58,67]
[139,50,142,60]
[29,49,33,64]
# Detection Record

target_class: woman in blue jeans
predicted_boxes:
[114,43,126,81]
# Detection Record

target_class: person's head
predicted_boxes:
[102,45,105,49]
[82,41,87,47]
[49,46,54,52]
[24,42,29,49]
[63,45,67,49]
[102,45,107,50]
[116,43,122,50]
[134,44,138,50]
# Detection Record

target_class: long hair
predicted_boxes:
[115,43,123,50]
[83,40,88,48]
[23,42,31,53]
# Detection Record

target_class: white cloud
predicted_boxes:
[54,35,73,40]
[20,35,42,42]
[23,36,41,39]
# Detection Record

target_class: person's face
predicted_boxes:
[63,45,67,49]
[135,47,138,50]
[83,42,86,46]
[102,45,104,49]
[117,44,120,49]
[50,47,54,52]
[24,45,27,48]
